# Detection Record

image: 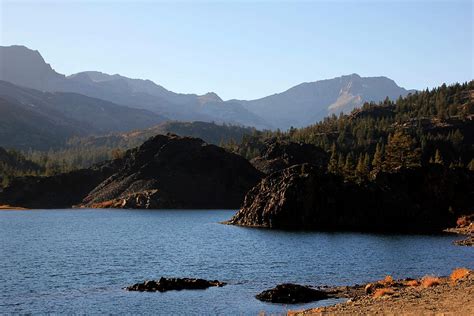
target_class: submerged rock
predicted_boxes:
[125,277,226,292]
[256,283,329,304]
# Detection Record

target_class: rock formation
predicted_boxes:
[226,164,474,232]
[126,277,226,292]
[250,139,328,174]
[0,134,263,209]
[80,134,262,209]
[256,284,330,303]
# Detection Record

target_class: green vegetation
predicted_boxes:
[0,121,257,186]
[224,81,474,180]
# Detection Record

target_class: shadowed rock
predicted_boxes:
[250,139,328,174]
[125,277,226,292]
[81,134,263,209]
[227,163,474,232]
[256,284,329,304]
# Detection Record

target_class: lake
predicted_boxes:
[1,209,472,315]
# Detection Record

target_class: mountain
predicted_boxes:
[0,80,165,150]
[237,74,415,129]
[0,45,269,129]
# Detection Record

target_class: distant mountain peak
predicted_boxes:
[198,92,223,104]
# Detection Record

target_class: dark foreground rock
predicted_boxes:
[227,163,474,232]
[125,277,226,292]
[250,139,328,174]
[256,284,330,304]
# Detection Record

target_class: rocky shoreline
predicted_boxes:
[288,269,474,315]
[444,215,474,246]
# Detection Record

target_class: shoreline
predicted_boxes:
[289,270,474,315]
[0,205,29,210]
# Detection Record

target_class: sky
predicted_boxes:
[0,0,472,100]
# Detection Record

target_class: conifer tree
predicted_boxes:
[372,143,384,172]
[434,149,443,165]
[327,143,338,173]
[384,130,421,171]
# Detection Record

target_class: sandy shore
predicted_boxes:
[0,205,29,210]
[289,271,474,315]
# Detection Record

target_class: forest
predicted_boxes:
[1,81,473,187]
[225,81,474,180]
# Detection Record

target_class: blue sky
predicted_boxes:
[1,0,472,100]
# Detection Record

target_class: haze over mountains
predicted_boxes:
[0,45,415,149]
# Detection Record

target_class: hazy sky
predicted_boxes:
[1,0,472,100]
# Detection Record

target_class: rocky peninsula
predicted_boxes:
[0,134,262,209]
[226,163,474,232]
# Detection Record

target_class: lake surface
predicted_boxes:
[1,209,472,315]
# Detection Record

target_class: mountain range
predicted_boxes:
[0,45,415,149]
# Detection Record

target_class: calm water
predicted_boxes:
[1,209,472,315]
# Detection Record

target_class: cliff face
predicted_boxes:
[250,140,328,174]
[227,164,474,232]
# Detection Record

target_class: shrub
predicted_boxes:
[421,276,441,288]
[404,279,420,287]
[373,288,395,298]
[380,275,394,286]
[450,268,470,283]
[456,216,470,228]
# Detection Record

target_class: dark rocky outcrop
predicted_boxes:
[256,284,330,304]
[251,140,328,174]
[81,134,263,209]
[125,277,226,292]
[0,134,262,209]
[227,164,474,232]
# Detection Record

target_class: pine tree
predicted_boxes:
[468,159,474,171]
[434,149,443,165]
[327,143,338,174]
[344,153,355,177]
[384,130,421,171]
[355,153,369,179]
[372,143,384,172]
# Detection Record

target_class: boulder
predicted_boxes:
[125,277,226,292]
[256,283,329,304]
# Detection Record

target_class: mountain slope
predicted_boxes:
[0,80,166,150]
[238,74,414,129]
[0,45,269,128]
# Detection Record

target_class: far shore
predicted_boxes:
[0,205,29,210]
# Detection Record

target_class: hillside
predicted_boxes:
[1,45,415,130]
[0,45,269,129]
[0,147,42,186]
[0,80,165,150]
[224,81,474,230]
[237,74,414,129]
[0,134,263,209]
